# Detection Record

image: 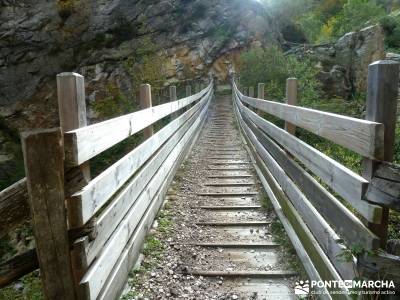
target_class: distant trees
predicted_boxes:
[264,0,400,47]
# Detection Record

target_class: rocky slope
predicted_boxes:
[0,0,281,187]
[286,25,385,100]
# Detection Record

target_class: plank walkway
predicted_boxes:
[181,94,297,298]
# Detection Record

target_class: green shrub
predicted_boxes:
[238,47,322,103]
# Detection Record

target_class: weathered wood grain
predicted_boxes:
[242,113,380,249]
[0,178,29,238]
[234,81,384,160]
[78,98,210,300]
[71,99,209,273]
[362,60,399,248]
[234,103,349,298]
[68,92,209,227]
[237,100,380,223]
[140,84,154,139]
[98,97,207,300]
[238,110,356,281]
[0,248,38,288]
[22,128,76,300]
[64,83,212,165]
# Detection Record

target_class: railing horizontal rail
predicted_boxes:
[70,95,210,274]
[78,96,210,300]
[234,104,349,298]
[0,178,29,238]
[241,111,380,249]
[64,83,212,166]
[235,99,356,281]
[235,95,381,223]
[233,81,384,160]
[67,87,212,227]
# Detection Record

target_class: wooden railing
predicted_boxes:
[232,60,400,299]
[0,73,213,299]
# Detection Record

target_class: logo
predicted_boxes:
[295,280,310,296]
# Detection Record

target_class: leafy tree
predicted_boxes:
[238,47,322,103]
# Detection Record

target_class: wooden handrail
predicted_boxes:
[64,83,212,166]
[233,80,384,160]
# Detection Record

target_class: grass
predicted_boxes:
[259,192,305,276]
[0,272,43,300]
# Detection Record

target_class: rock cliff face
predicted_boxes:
[0,0,280,128]
[287,25,385,99]
[0,0,280,186]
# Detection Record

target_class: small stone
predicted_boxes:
[232,295,239,300]
[150,272,156,277]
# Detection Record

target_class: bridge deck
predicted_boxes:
[122,93,300,299]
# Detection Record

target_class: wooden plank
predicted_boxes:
[365,162,400,210]
[242,113,379,249]
[68,92,209,227]
[253,160,332,300]
[237,100,380,223]
[362,60,399,248]
[188,270,297,277]
[0,249,38,288]
[358,252,400,291]
[64,83,212,165]
[235,106,349,299]
[57,72,91,196]
[0,178,29,238]
[233,81,384,160]
[71,98,210,274]
[139,84,154,139]
[239,114,356,281]
[22,128,76,300]
[80,95,209,300]
[285,78,298,135]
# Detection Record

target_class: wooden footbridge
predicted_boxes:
[1,60,400,299]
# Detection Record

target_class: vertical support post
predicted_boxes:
[362,60,399,248]
[57,73,91,293]
[248,86,254,98]
[169,85,179,120]
[140,84,154,139]
[285,78,298,135]
[195,83,200,94]
[257,83,265,115]
[186,85,192,97]
[22,128,76,300]
[57,73,90,186]
[243,87,248,96]
[258,83,265,99]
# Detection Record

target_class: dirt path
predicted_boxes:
[121,93,300,300]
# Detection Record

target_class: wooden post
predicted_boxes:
[362,60,399,248]
[257,83,265,115]
[168,85,179,120]
[195,83,200,94]
[249,86,254,98]
[243,87,248,96]
[140,84,154,139]
[186,85,192,97]
[285,78,298,135]
[258,83,265,100]
[57,73,90,192]
[57,72,92,293]
[22,128,76,300]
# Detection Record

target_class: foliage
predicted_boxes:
[91,82,136,119]
[0,272,43,300]
[238,47,322,103]
[124,37,167,93]
[380,13,400,50]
